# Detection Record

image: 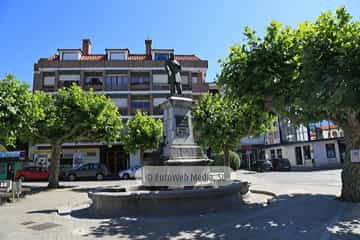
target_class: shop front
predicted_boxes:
[0,151,27,180]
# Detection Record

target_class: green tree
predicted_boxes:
[213,151,241,170]
[28,85,122,188]
[0,74,32,146]
[218,7,360,201]
[193,94,273,168]
[123,111,163,165]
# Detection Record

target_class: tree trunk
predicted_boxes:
[340,130,360,201]
[223,148,231,180]
[223,149,230,168]
[140,146,144,166]
[48,143,61,189]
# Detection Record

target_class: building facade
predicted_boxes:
[31,39,209,175]
[264,118,345,169]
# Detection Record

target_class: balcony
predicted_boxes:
[42,86,55,92]
[84,77,104,91]
[130,73,150,91]
[131,108,150,115]
[152,84,170,91]
[153,107,163,115]
[105,76,129,91]
[58,81,80,89]
[118,108,128,116]
[192,83,209,93]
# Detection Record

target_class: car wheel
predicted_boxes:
[123,173,130,180]
[96,173,104,181]
[19,176,25,182]
[68,174,76,181]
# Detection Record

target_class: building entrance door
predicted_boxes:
[106,151,129,176]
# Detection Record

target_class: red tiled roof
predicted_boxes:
[47,53,201,61]
[48,54,59,61]
[80,55,106,61]
[175,55,200,61]
[128,54,146,61]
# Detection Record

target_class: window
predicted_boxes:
[59,74,80,88]
[43,76,55,87]
[131,100,150,109]
[181,75,189,85]
[295,147,303,165]
[153,74,168,84]
[85,77,103,85]
[154,53,169,61]
[303,145,311,160]
[105,75,129,90]
[110,52,125,60]
[87,152,97,157]
[153,98,167,107]
[131,72,150,90]
[131,96,150,113]
[270,150,275,159]
[62,52,80,60]
[276,149,282,159]
[112,98,128,108]
[326,144,336,158]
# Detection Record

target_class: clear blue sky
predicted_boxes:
[0,0,359,86]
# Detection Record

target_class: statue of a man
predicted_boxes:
[165,53,182,95]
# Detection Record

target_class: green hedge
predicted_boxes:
[212,150,241,170]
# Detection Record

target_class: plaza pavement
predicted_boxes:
[0,169,359,239]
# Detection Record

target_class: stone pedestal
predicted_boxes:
[161,96,210,165]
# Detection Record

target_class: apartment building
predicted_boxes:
[31,39,209,175]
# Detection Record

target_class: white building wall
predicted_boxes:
[266,143,313,168]
[129,150,141,167]
[312,140,341,167]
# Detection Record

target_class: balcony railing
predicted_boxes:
[152,84,170,90]
[42,86,55,92]
[131,108,150,115]
[153,107,163,115]
[118,107,128,116]
[130,83,150,91]
[84,83,103,91]
[58,81,80,88]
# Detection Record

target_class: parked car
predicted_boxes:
[16,166,49,181]
[252,160,273,172]
[118,166,141,179]
[271,158,291,171]
[64,163,109,181]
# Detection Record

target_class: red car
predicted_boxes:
[16,166,49,181]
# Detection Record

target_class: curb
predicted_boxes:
[250,189,277,198]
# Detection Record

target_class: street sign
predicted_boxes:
[350,149,360,163]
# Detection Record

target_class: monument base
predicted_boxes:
[161,96,211,166]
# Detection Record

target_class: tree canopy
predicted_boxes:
[123,111,163,165]
[0,74,32,146]
[30,85,123,187]
[218,6,360,201]
[193,94,273,166]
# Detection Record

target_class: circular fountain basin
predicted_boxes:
[88,181,249,217]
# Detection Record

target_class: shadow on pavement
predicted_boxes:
[69,193,360,239]
[27,209,58,214]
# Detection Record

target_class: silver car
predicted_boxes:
[118,166,141,180]
[65,163,109,181]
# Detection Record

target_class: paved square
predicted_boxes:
[0,170,359,240]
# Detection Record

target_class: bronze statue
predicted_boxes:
[165,52,182,95]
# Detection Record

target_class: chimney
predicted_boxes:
[145,39,152,60]
[82,39,91,55]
